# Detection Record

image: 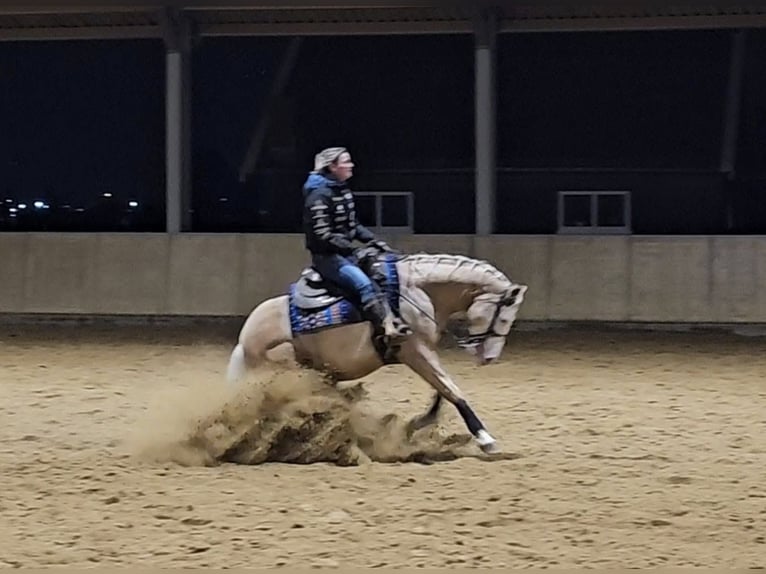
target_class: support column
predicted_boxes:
[720,29,746,231]
[720,29,746,176]
[163,8,192,233]
[474,8,497,236]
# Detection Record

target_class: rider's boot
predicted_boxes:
[362,294,412,342]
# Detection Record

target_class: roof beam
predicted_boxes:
[0,5,162,14]
[0,1,431,10]
[499,13,766,33]
[0,25,161,40]
[0,3,764,42]
[197,20,472,36]
[183,3,427,8]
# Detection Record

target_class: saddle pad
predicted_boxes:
[288,285,360,335]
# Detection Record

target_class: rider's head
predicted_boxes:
[463,284,528,365]
[314,147,354,182]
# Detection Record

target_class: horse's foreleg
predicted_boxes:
[399,340,498,453]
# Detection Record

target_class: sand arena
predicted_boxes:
[1,321,765,568]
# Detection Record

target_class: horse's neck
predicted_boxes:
[397,253,511,293]
[396,253,511,317]
[418,283,476,321]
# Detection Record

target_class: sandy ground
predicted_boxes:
[1,321,765,568]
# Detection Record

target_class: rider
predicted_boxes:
[302,146,411,342]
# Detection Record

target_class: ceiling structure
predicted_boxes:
[2,1,761,234]
[1,2,765,41]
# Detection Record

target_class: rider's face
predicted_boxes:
[330,152,354,182]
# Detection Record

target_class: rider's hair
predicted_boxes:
[313,147,347,173]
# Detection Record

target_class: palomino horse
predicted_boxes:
[226,250,527,454]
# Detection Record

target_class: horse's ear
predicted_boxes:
[504,284,528,306]
[510,284,528,298]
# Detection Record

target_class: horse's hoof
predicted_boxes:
[476,429,499,454]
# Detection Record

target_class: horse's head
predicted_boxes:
[459,283,528,365]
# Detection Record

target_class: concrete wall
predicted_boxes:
[1,232,765,323]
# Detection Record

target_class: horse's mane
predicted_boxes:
[399,252,512,294]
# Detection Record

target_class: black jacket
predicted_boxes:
[302,172,375,256]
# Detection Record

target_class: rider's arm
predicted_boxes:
[348,194,376,243]
[305,190,355,255]
[353,221,376,243]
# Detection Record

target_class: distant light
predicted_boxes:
[9,213,16,218]
[4,199,12,204]
[128,201,139,208]
[219,197,229,202]
[75,208,85,212]
[9,207,17,213]
[17,203,27,210]
[34,201,44,209]
[103,193,113,198]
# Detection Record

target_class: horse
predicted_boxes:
[226,249,528,454]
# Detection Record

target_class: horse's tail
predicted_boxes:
[226,343,248,385]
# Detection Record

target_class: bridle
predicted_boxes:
[362,249,522,349]
[454,288,520,349]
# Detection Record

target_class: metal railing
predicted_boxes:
[557,190,632,235]
[355,191,414,234]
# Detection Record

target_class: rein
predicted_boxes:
[367,249,517,348]
[399,285,516,350]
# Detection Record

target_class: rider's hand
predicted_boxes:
[354,245,378,264]
[369,239,392,253]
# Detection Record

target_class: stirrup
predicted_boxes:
[393,319,412,336]
[385,318,411,339]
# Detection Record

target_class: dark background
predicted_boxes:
[1,29,764,233]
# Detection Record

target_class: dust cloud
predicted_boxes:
[128,366,500,467]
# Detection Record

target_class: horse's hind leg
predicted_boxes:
[227,296,292,386]
[407,393,442,436]
[399,340,498,453]
[226,342,250,385]
[228,337,290,386]
[227,338,272,385]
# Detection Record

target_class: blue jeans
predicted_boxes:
[312,254,377,306]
